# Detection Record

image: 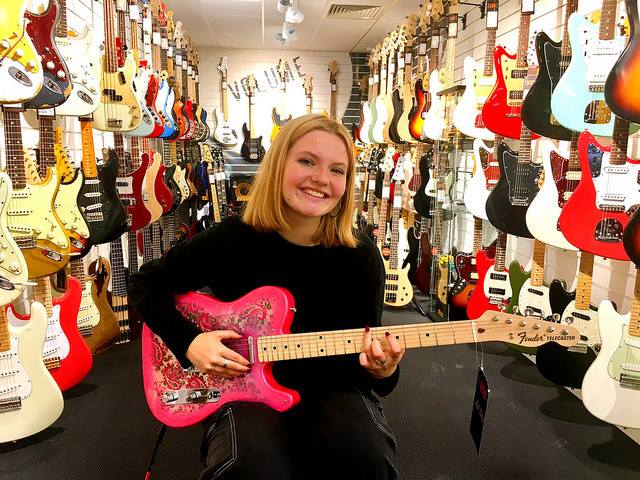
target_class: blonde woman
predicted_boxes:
[129,114,403,479]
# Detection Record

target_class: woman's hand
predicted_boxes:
[359,328,404,379]
[186,331,251,378]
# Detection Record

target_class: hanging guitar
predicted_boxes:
[241,74,265,163]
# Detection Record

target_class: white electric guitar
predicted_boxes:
[212,56,238,146]
[515,240,553,319]
[482,231,512,304]
[525,137,579,251]
[581,270,640,429]
[463,138,495,220]
[0,304,64,443]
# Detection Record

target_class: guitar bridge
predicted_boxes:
[0,396,21,413]
[162,388,221,405]
[619,374,640,391]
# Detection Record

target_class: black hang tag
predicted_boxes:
[470,367,490,455]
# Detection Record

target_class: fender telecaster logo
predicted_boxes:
[517,331,576,345]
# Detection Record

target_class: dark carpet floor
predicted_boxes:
[1,301,639,480]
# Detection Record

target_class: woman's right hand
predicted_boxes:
[186,331,251,378]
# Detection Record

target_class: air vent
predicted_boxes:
[326,4,383,20]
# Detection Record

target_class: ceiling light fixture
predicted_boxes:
[285,5,304,23]
[276,0,292,13]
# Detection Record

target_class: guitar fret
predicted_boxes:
[611,117,631,165]
[0,309,10,354]
[599,0,617,41]
[3,109,27,189]
[472,217,483,256]
[516,13,532,68]
[575,252,594,311]
[494,231,507,271]
[483,29,497,77]
[560,0,579,58]
[530,240,546,287]
[630,270,640,338]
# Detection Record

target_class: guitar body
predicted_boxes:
[145,73,165,137]
[535,279,598,388]
[212,107,238,146]
[0,173,28,305]
[463,138,494,220]
[141,151,164,222]
[359,100,373,144]
[241,123,265,164]
[156,79,176,138]
[526,139,578,251]
[453,56,495,141]
[75,277,101,334]
[126,67,156,137]
[396,82,415,143]
[521,32,573,140]
[54,25,101,117]
[388,87,405,144]
[450,240,497,310]
[0,302,63,443]
[408,79,428,141]
[270,108,293,142]
[78,149,128,245]
[142,287,300,427]
[163,164,182,212]
[174,165,191,205]
[558,131,636,260]
[117,155,151,232]
[412,149,432,218]
[8,165,70,278]
[422,70,445,141]
[54,166,91,255]
[581,300,640,429]
[383,261,413,307]
[371,96,387,144]
[414,230,432,295]
[517,279,554,319]
[154,162,173,216]
[606,0,640,124]
[23,0,71,109]
[0,0,44,103]
[485,142,540,238]
[93,51,142,132]
[467,250,510,319]
[84,257,119,354]
[482,47,539,140]
[551,14,628,137]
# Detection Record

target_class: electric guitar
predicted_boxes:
[87,256,121,351]
[53,0,101,117]
[93,0,142,133]
[68,258,101,340]
[383,29,403,144]
[142,288,579,427]
[241,74,265,163]
[521,0,578,141]
[558,117,635,260]
[452,0,497,141]
[383,158,413,307]
[2,106,70,278]
[0,305,63,443]
[270,58,293,142]
[359,48,379,144]
[412,144,433,218]
[78,118,128,245]
[551,0,637,137]
[374,148,395,254]
[23,0,71,109]
[466,230,512,319]
[394,15,420,144]
[463,137,499,221]
[328,60,340,122]
[481,1,540,140]
[212,56,238,146]
[0,0,44,103]
[370,35,393,144]
[114,133,151,231]
[525,135,579,251]
[0,172,27,306]
[536,252,599,389]
[8,275,92,392]
[581,268,640,429]
[151,1,177,138]
[606,0,640,125]
[111,234,137,343]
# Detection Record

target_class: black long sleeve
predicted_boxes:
[128,216,399,397]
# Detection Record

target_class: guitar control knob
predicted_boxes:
[26,60,37,72]
[10,262,19,273]
[0,242,6,249]
[47,232,54,239]
[71,72,78,79]
[57,70,66,79]
[82,78,88,85]
[12,48,24,59]
[0,254,5,262]
[46,61,55,70]
[33,228,41,235]
[0,39,10,50]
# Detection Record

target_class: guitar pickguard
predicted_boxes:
[502,150,542,207]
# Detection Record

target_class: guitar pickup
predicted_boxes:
[162,388,221,405]
[619,374,640,391]
[0,396,21,413]
[568,343,588,354]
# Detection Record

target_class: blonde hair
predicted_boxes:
[242,114,358,248]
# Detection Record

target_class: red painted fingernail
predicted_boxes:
[365,326,370,332]
[385,331,390,337]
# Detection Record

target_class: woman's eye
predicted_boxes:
[298,158,313,165]
[332,168,345,175]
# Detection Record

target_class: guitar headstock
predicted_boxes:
[447,0,459,39]
[173,19,183,49]
[218,56,228,80]
[328,60,340,85]
[417,2,433,33]
[247,74,257,97]
[277,58,286,83]
[476,311,580,348]
[391,150,405,184]
[431,0,444,23]
[304,75,313,96]
[404,14,420,46]
[380,147,396,174]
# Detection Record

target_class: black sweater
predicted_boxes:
[127,216,399,397]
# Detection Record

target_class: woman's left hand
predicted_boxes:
[359,328,404,378]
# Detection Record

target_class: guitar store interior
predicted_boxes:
[2,0,640,479]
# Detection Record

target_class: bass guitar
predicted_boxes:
[0,305,63,443]
[370,35,393,144]
[536,252,599,389]
[66,259,100,339]
[212,56,238,146]
[114,133,151,231]
[87,256,120,350]
[394,14,420,144]
[581,268,640,429]
[270,58,293,141]
[558,117,634,260]
[142,288,579,427]
[241,74,265,163]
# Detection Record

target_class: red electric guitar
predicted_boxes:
[142,287,579,427]
[481,1,540,140]
[558,117,636,260]
[115,133,152,231]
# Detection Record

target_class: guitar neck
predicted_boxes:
[483,28,497,76]
[494,230,507,271]
[568,133,580,171]
[221,72,229,122]
[516,11,532,68]
[80,119,98,178]
[103,0,119,73]
[128,231,140,272]
[70,258,87,284]
[530,239,546,287]
[389,190,402,269]
[249,97,256,139]
[610,117,631,166]
[38,116,56,171]
[560,0,579,58]
[630,270,640,338]
[330,83,337,121]
[110,235,128,296]
[472,216,483,256]
[599,0,617,41]
[114,133,127,176]
[56,0,68,38]
[34,276,54,318]
[575,252,595,310]
[3,108,27,189]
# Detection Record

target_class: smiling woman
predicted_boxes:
[128,114,403,479]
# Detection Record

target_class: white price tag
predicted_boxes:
[182,59,187,69]
[369,179,376,190]
[389,63,395,73]
[405,53,412,64]
[383,186,391,199]
[143,17,151,32]
[167,46,173,57]
[431,36,440,49]
[196,74,199,82]
[487,10,498,29]
[393,193,402,207]
[188,65,193,75]
[217,172,225,181]
[373,74,379,83]
[38,108,55,116]
[176,54,182,65]
[306,97,311,106]
[419,43,427,55]
[222,81,227,89]
[153,32,161,44]
[398,57,405,69]
[209,174,217,183]
[368,76,373,85]
[130,5,140,21]
[161,38,168,50]
[331,83,336,92]
[250,97,255,105]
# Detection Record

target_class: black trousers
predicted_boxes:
[199,390,398,480]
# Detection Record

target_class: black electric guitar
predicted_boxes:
[521,0,578,140]
[241,74,265,163]
[77,118,128,245]
[412,144,433,217]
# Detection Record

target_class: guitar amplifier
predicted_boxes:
[221,148,260,215]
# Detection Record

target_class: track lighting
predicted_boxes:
[285,5,304,23]
[276,0,292,13]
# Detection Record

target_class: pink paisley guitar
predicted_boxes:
[142,287,578,428]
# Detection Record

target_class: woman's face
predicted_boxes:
[281,129,349,225]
